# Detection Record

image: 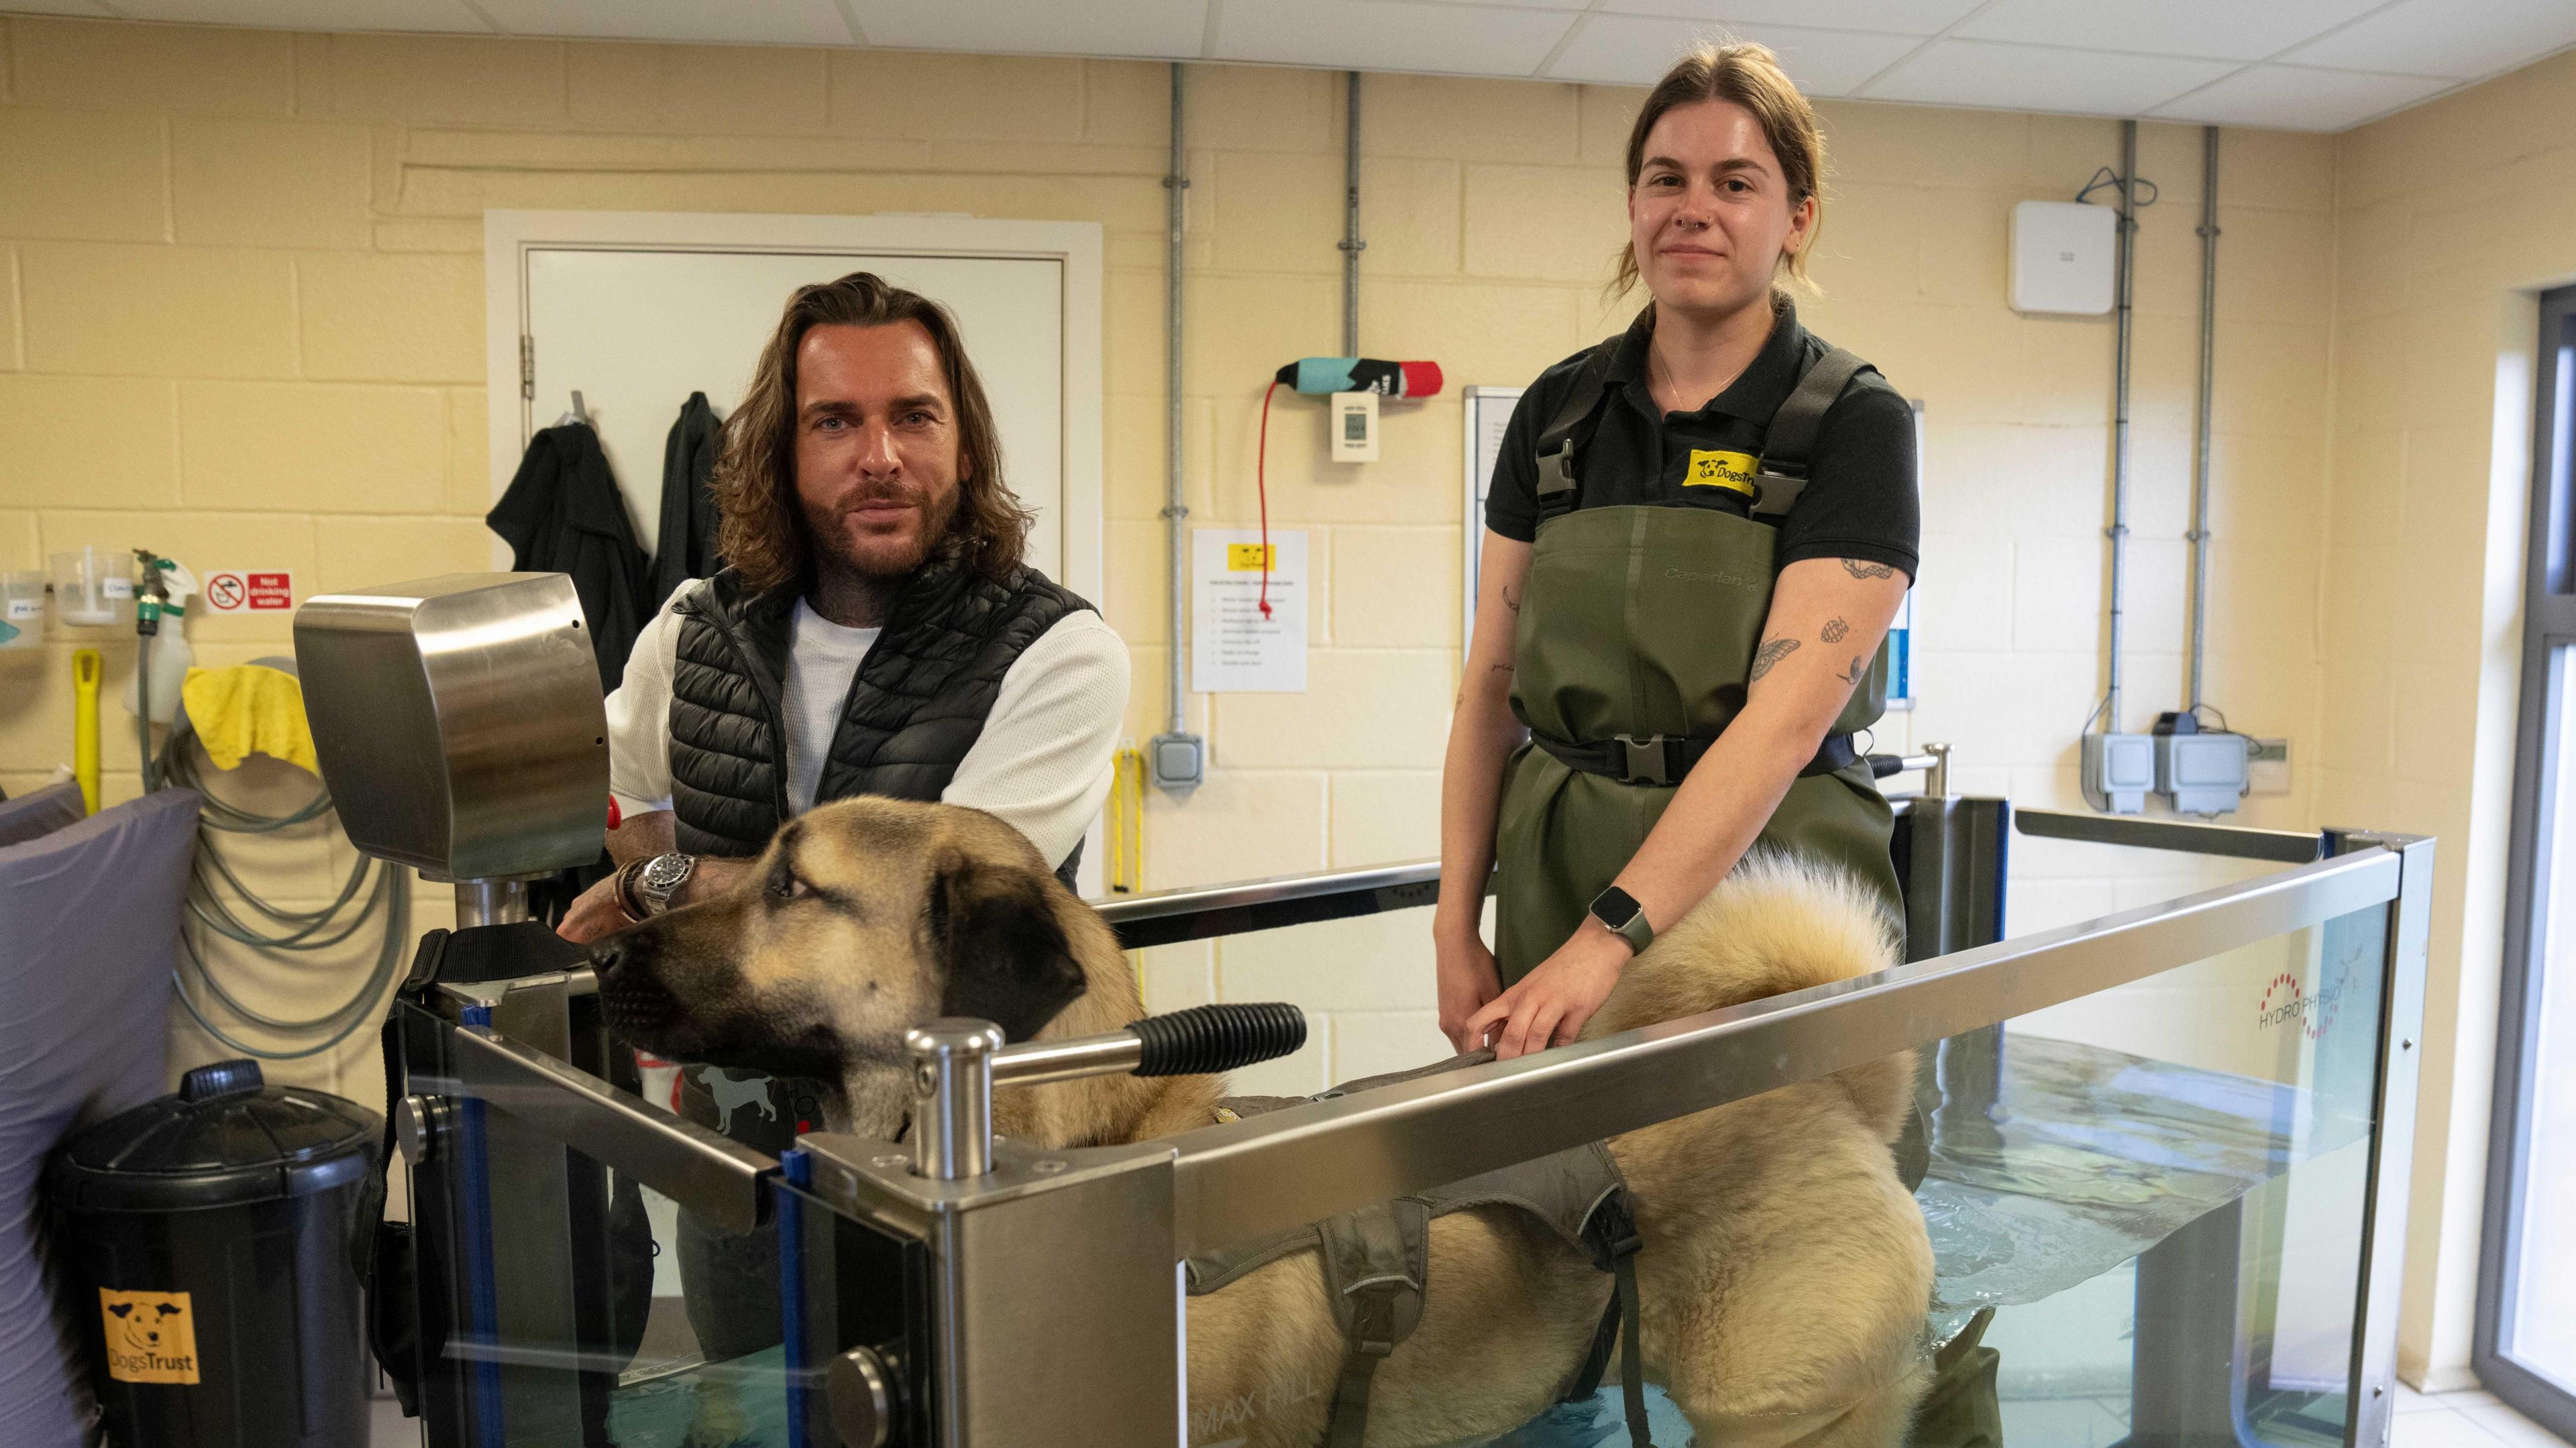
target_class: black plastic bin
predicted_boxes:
[48,1059,382,1448]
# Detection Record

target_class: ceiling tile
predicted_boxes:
[2284,0,2576,81]
[1546,13,1921,94]
[1860,39,2239,115]
[107,0,488,29]
[1956,0,2387,62]
[1212,0,1576,76]
[848,0,1205,57]
[1591,0,1984,38]
[1352,0,1587,13]
[472,0,855,46]
[2151,63,2452,130]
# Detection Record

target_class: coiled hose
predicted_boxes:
[148,640,410,1062]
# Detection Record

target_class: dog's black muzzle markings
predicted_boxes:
[590,929,679,1038]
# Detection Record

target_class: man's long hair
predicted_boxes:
[714,272,1032,594]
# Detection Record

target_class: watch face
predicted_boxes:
[643,854,692,894]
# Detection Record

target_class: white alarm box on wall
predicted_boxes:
[1330,390,1380,463]
[2010,201,2116,315]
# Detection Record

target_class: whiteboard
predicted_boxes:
[1460,386,1522,663]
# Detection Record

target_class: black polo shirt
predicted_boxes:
[1484,302,1919,581]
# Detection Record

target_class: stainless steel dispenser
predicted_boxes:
[294,573,607,926]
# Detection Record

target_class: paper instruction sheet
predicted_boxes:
[1192,528,1306,693]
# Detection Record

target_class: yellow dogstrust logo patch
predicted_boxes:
[1684,449,1759,496]
[100,1289,200,1384]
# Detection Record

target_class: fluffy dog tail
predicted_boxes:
[1588,853,1915,1146]
[1589,852,1900,1034]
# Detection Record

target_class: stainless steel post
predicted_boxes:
[454,878,529,928]
[1923,740,1951,799]
[908,1020,1004,1180]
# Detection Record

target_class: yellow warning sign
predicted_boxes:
[1226,543,1276,571]
[1684,449,1758,495]
[100,1289,199,1385]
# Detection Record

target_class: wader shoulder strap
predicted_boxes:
[1534,341,1620,523]
[1750,345,1873,520]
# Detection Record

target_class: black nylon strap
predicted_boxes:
[1533,341,1620,522]
[1530,728,1859,785]
[1324,1286,1401,1448]
[1757,345,1870,479]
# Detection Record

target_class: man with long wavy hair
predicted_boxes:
[557,270,1124,967]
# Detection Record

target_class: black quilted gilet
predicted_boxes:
[666,560,1093,864]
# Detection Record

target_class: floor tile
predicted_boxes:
[2461,1402,2574,1447]
[2391,1407,2506,1447]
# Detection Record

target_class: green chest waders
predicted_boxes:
[1493,341,1904,986]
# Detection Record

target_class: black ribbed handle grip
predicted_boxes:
[1128,1003,1307,1076]
[1867,753,1904,779]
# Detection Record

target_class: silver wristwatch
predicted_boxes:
[633,852,698,916]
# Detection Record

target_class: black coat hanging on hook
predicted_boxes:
[486,421,652,695]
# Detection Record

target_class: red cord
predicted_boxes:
[1254,380,1279,619]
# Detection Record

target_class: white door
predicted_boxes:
[521,249,1065,575]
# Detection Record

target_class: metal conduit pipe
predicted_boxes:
[1154,62,1202,788]
[1340,71,1364,355]
[2186,125,2220,715]
[2104,117,2139,733]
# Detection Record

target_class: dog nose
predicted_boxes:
[590,933,638,982]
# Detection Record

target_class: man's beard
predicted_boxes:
[806,483,963,581]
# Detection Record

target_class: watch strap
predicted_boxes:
[1589,886,1654,955]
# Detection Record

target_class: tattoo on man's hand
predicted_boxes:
[1835,655,1866,684]
[1840,559,1896,580]
[1751,637,1800,681]
[1821,616,1849,644]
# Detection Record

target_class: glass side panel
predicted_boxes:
[1158,898,2392,1448]
[2506,647,2576,1392]
[417,1091,796,1446]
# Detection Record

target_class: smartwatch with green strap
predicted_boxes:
[1588,885,1654,956]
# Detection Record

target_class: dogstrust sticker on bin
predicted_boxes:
[99,1288,200,1384]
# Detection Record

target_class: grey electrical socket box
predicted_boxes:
[1148,731,1204,791]
[2157,730,2250,816]
[2081,732,2153,815]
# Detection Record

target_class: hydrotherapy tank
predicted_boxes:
[296,574,2434,1448]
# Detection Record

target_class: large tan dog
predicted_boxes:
[593,797,1933,1447]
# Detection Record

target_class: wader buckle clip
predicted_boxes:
[1615,734,1676,786]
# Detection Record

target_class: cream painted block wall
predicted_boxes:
[2318,48,2576,1390]
[0,23,2345,1120]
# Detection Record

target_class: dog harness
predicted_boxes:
[1184,1054,1656,1448]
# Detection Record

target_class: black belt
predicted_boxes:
[1530,729,1860,786]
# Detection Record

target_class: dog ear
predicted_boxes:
[108,1304,131,1319]
[928,848,1087,1042]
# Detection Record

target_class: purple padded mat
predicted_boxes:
[0,788,198,1448]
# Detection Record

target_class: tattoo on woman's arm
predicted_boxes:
[1839,559,1896,580]
[1821,616,1849,643]
[1751,637,1800,681]
[1502,584,1522,614]
[1834,655,1866,684]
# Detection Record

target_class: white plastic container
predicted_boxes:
[0,571,42,650]
[49,547,129,626]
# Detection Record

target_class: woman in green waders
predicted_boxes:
[1438,42,1917,1062]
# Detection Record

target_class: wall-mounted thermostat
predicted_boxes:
[2011,200,2116,315]
[1330,390,1379,463]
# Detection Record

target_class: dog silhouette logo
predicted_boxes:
[698,1067,777,1135]
[99,1289,199,1384]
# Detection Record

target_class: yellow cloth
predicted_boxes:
[180,665,319,775]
